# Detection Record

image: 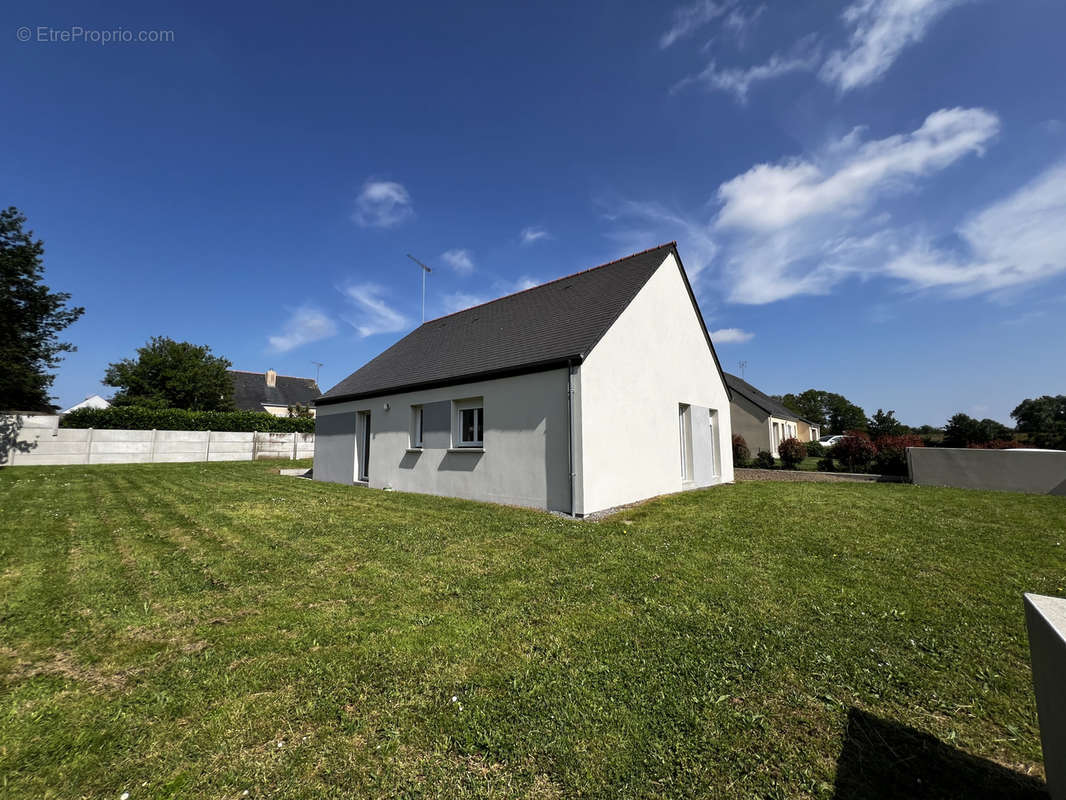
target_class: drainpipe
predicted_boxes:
[567,359,576,517]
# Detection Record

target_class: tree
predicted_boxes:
[780,389,867,434]
[943,413,1013,447]
[0,207,84,412]
[1012,395,1066,449]
[830,435,877,472]
[868,409,907,439]
[104,337,234,411]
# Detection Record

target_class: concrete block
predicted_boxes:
[1025,593,1066,799]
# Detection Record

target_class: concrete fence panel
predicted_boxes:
[908,447,1066,495]
[1,415,314,467]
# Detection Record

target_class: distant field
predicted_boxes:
[1,460,1062,798]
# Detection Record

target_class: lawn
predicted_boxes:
[2,461,1063,799]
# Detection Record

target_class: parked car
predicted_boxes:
[818,435,846,448]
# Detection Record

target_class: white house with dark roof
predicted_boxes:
[313,244,734,516]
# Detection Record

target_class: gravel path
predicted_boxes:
[735,468,905,483]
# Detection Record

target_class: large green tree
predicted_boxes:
[105,337,234,411]
[0,207,84,412]
[942,413,1013,447]
[780,389,868,434]
[1011,395,1066,449]
[868,409,907,439]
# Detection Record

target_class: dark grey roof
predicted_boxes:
[229,370,320,412]
[723,373,800,422]
[319,243,729,405]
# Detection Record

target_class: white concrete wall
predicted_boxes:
[1024,593,1066,799]
[314,368,571,511]
[1,416,312,466]
[577,252,733,514]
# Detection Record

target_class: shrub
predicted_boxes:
[829,435,878,473]
[872,434,924,476]
[806,440,825,458]
[967,439,1028,450]
[816,455,836,472]
[60,406,315,433]
[778,437,806,470]
[732,434,750,467]
[754,450,776,469]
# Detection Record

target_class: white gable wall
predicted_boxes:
[577,253,733,514]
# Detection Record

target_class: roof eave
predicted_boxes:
[314,356,582,407]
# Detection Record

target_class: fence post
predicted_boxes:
[149,428,158,463]
[204,430,211,463]
[86,427,94,465]
[292,431,297,460]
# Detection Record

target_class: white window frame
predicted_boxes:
[411,405,424,448]
[709,408,719,477]
[453,398,484,448]
[679,404,691,481]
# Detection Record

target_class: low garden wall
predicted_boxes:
[2,415,313,466]
[908,447,1066,495]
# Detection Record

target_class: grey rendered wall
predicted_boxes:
[729,394,771,454]
[313,410,357,484]
[908,448,1066,495]
[1024,594,1066,799]
[313,368,571,511]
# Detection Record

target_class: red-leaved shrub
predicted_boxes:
[830,435,878,473]
[777,437,806,470]
[732,434,750,466]
[872,434,924,476]
[966,440,1029,450]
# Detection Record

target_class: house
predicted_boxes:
[724,373,805,458]
[61,394,111,414]
[313,243,734,516]
[795,418,821,444]
[229,369,321,417]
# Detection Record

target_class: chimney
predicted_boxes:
[265,368,277,388]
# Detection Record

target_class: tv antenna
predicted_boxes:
[310,360,323,385]
[407,254,433,323]
[738,360,748,379]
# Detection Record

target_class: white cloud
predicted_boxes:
[342,283,410,337]
[352,180,413,228]
[821,0,968,92]
[607,107,1022,305]
[883,161,1066,294]
[606,200,718,278]
[664,0,969,100]
[674,47,820,102]
[441,248,475,275]
[716,107,998,232]
[268,306,337,353]
[520,226,550,245]
[709,327,754,343]
[660,0,734,48]
[442,291,489,315]
[512,276,540,291]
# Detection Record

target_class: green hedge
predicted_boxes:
[60,406,315,433]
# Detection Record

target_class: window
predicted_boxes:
[709,409,719,477]
[679,404,691,480]
[411,405,424,448]
[455,400,484,447]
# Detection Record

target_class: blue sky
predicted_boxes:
[5,0,1065,425]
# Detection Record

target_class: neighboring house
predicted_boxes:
[314,243,734,516]
[796,418,821,443]
[725,373,802,458]
[229,369,321,417]
[61,394,111,414]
